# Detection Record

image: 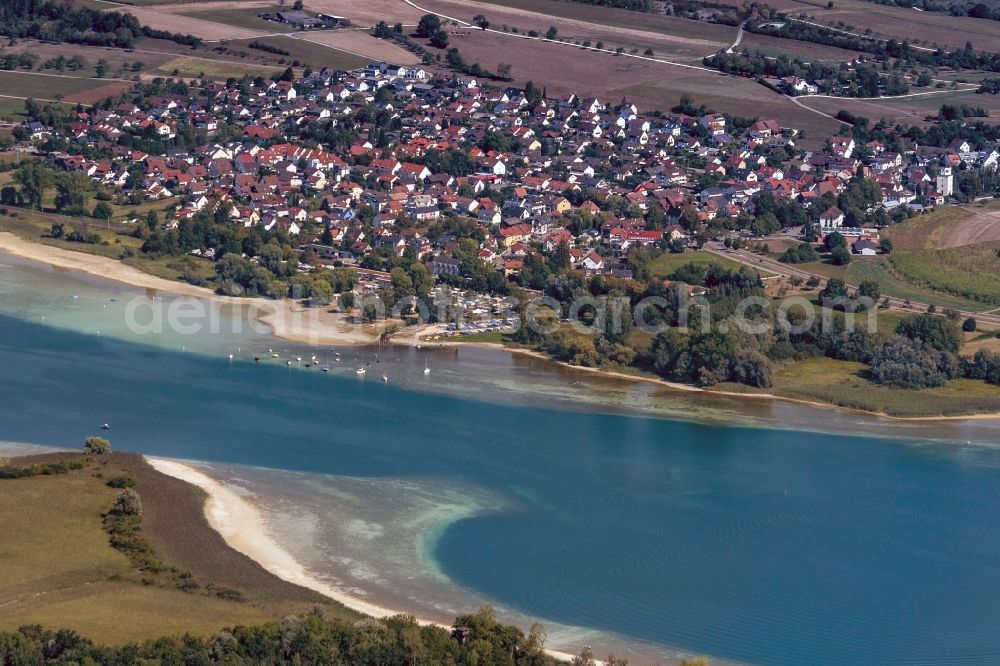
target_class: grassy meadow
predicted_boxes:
[0,452,337,644]
[721,356,1000,417]
[649,249,752,277]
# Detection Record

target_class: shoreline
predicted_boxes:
[145,457,405,619]
[3,232,999,423]
[145,456,584,664]
[0,231,397,347]
[423,340,1000,423]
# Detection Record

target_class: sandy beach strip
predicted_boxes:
[0,232,389,347]
[146,456,583,662]
[0,231,215,299]
[146,456,404,619]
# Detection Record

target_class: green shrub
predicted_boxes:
[107,474,137,489]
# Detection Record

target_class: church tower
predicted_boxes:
[937,155,953,197]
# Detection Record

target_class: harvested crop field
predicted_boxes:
[941,206,1000,249]
[886,205,1000,251]
[109,4,269,40]
[442,29,840,136]
[0,40,174,79]
[227,35,371,70]
[0,71,132,104]
[293,30,420,65]
[794,87,997,127]
[67,81,136,103]
[301,0,424,29]
[419,0,734,59]
[152,55,279,79]
[881,207,1000,305]
[174,5,295,33]
[456,0,737,43]
[152,0,274,13]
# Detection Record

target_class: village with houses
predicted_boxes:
[7,39,1000,361]
[19,58,999,301]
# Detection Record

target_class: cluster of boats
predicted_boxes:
[226,348,431,383]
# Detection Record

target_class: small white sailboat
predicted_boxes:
[423,359,431,375]
[382,374,388,382]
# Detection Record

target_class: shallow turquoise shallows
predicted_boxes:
[3,257,1000,666]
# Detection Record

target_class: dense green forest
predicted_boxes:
[0,0,201,48]
[0,607,600,666]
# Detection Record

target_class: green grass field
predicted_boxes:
[764,356,1000,417]
[795,255,988,311]
[649,250,751,278]
[889,242,1000,306]
[0,458,297,644]
[0,98,29,121]
[453,330,510,344]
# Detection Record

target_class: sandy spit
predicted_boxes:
[145,456,582,663]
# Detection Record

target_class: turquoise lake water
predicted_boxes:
[3,254,1000,665]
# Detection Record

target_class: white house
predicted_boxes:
[819,205,845,229]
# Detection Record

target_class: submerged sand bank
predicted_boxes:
[146,456,585,663]
[146,457,400,619]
